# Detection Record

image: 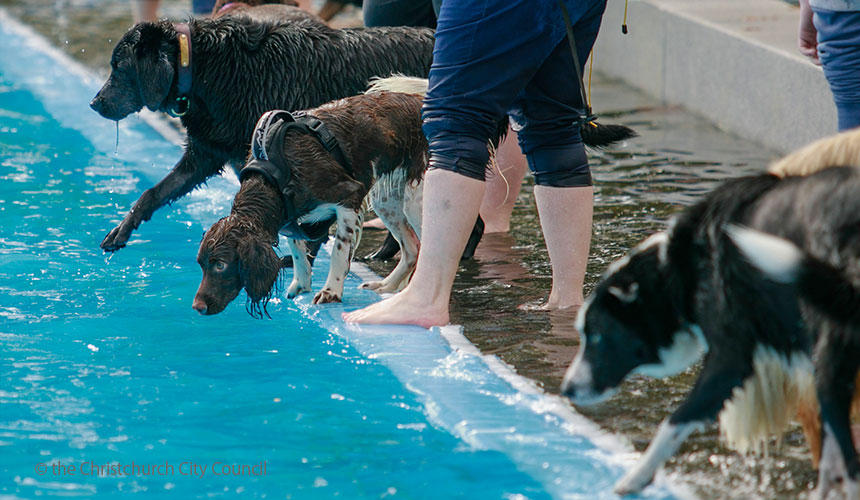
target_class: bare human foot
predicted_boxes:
[342,287,449,328]
[518,296,582,312]
[346,170,485,329]
[542,288,583,311]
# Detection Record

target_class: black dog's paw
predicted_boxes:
[461,215,484,260]
[279,255,294,268]
[101,218,137,252]
[365,232,399,261]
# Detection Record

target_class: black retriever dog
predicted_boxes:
[90,14,434,252]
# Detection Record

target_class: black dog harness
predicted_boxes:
[240,110,352,240]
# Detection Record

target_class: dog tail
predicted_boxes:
[579,120,637,148]
[769,128,860,178]
[726,224,860,328]
[366,75,635,148]
[366,75,429,96]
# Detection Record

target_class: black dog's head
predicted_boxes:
[562,232,706,405]
[90,22,177,121]
[193,216,282,317]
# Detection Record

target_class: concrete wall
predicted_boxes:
[592,0,837,153]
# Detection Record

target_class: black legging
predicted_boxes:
[362,0,442,28]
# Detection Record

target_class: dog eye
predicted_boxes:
[213,261,228,272]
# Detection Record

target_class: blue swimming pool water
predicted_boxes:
[0,10,683,500]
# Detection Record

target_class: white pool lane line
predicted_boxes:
[0,10,690,499]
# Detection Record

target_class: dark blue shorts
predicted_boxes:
[814,8,860,131]
[422,0,607,187]
[192,0,216,15]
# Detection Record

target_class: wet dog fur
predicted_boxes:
[561,161,860,495]
[90,14,434,252]
[193,83,442,315]
[729,223,860,500]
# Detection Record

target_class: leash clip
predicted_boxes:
[577,113,598,128]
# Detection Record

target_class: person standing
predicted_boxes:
[345,0,607,327]
[362,0,529,234]
[799,0,860,130]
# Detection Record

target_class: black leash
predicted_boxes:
[558,0,594,123]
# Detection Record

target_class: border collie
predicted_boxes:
[561,158,860,495]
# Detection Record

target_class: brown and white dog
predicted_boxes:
[192,77,444,316]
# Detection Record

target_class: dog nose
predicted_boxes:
[192,297,208,315]
[89,96,101,112]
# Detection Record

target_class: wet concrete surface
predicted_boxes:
[0,1,819,497]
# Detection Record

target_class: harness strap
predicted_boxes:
[250,110,353,176]
[240,109,352,240]
[295,114,353,175]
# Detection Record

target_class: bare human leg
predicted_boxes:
[132,0,159,23]
[295,0,313,13]
[343,169,485,327]
[534,184,593,310]
[480,128,527,233]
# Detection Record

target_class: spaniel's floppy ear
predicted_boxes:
[133,23,175,112]
[237,235,281,315]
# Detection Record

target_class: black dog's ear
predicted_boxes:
[133,23,175,112]
[237,235,281,309]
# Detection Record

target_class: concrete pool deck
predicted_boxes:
[594,0,836,153]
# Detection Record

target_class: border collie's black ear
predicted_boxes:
[133,23,174,112]
[237,236,281,313]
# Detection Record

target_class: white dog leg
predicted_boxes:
[286,238,312,298]
[361,181,419,293]
[814,424,859,500]
[615,418,704,496]
[403,178,423,240]
[314,207,360,304]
